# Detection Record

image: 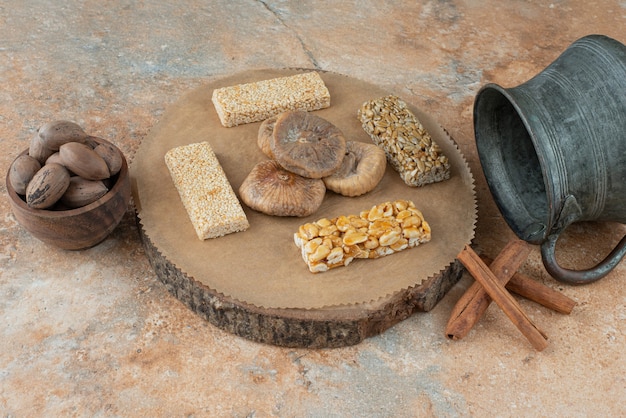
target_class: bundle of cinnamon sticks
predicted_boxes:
[446,240,576,351]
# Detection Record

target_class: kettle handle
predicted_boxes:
[541,232,626,284]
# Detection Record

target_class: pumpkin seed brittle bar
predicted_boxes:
[358,95,450,187]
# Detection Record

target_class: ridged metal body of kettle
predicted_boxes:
[474,34,626,284]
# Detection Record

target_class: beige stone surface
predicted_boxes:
[1,1,624,416]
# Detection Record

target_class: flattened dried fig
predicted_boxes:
[239,160,326,217]
[323,141,387,197]
[271,111,346,179]
[257,116,277,158]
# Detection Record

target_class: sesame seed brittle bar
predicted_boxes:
[212,71,331,128]
[164,141,249,240]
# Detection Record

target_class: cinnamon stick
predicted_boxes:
[445,240,531,340]
[481,256,577,314]
[457,245,549,351]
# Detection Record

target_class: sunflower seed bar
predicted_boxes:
[165,141,249,240]
[358,95,450,187]
[294,199,431,273]
[212,72,331,127]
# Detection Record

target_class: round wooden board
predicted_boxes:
[131,69,476,348]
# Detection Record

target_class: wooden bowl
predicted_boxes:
[6,138,131,250]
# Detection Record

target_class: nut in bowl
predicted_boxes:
[6,135,131,250]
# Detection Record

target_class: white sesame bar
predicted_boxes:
[358,95,450,187]
[164,142,249,240]
[293,200,431,273]
[211,72,331,127]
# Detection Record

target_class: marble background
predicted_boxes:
[1,1,625,416]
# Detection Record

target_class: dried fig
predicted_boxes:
[257,116,277,158]
[323,141,387,196]
[239,160,326,217]
[59,142,110,180]
[26,163,71,209]
[271,111,346,179]
[38,120,88,151]
[60,177,108,208]
[9,154,41,195]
